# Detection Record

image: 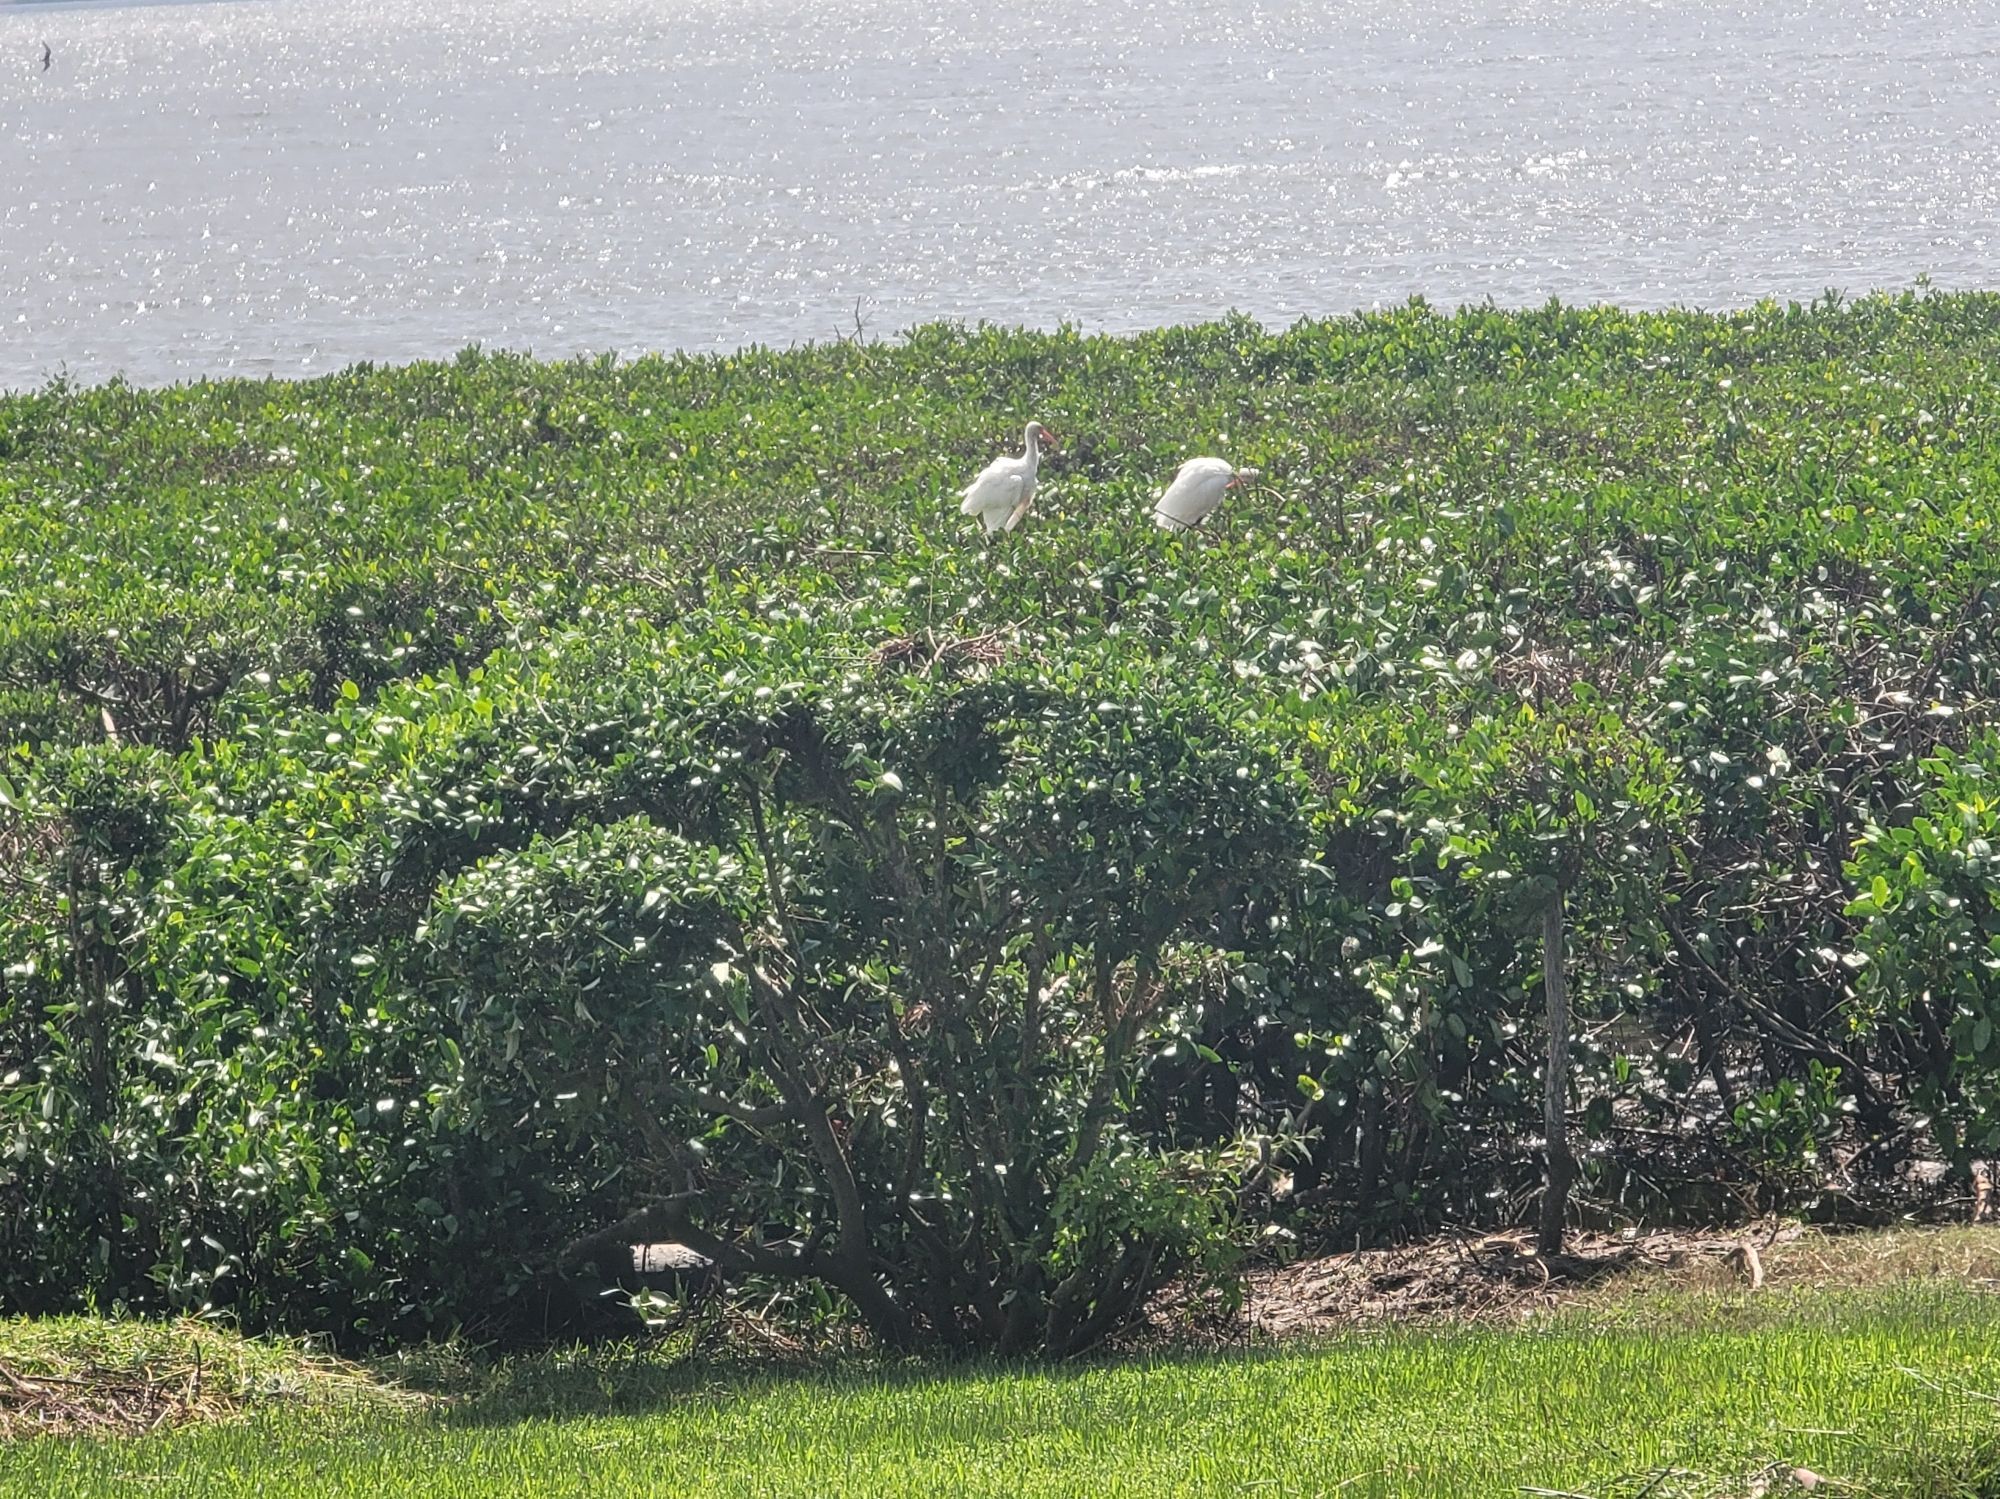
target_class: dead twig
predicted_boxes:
[1731,1240,1766,1290]
[865,628,1012,678]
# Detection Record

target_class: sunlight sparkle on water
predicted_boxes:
[2,0,1998,387]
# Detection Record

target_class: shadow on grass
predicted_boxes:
[378,1278,2000,1434]
[385,1318,1341,1430]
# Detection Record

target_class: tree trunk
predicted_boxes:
[1539,894,1572,1259]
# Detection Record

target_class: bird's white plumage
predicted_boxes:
[959,463,1028,532]
[960,422,1051,533]
[1153,457,1256,532]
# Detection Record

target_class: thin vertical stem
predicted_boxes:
[1539,893,1572,1259]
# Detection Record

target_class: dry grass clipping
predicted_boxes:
[0,1318,421,1441]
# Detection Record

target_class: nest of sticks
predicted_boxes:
[865,628,1012,677]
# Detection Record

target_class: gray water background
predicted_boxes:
[3,0,1998,390]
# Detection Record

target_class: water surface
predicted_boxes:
[2,0,1997,388]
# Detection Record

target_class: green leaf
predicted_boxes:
[713,963,750,1026]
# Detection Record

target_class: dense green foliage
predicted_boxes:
[8,1286,2000,1497]
[2,293,1996,1347]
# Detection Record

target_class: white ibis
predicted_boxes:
[959,421,1056,534]
[1152,457,1259,532]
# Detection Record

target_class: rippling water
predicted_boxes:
[3,0,1999,388]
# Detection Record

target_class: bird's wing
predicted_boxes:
[981,475,1027,531]
[1153,462,1227,528]
[964,454,1017,491]
[1001,477,1036,531]
[959,458,1021,516]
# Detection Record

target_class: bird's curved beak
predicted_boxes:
[1040,428,1059,450]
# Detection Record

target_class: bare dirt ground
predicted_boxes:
[1145,1222,2000,1342]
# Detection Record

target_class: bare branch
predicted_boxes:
[557,1193,805,1280]
[672,1084,795,1130]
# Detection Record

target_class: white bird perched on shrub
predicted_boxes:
[1151,457,1259,532]
[959,421,1056,534]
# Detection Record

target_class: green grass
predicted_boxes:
[8,1286,2000,1498]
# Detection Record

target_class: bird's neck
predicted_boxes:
[1022,426,1041,463]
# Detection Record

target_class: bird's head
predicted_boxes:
[1226,466,1261,489]
[1029,421,1058,451]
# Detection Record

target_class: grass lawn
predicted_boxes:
[8,1279,2000,1498]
